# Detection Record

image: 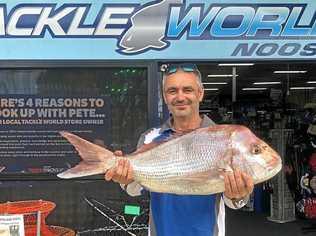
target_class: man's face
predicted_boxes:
[163,70,204,118]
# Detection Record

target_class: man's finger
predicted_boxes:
[105,168,115,181]
[234,169,245,195]
[116,160,124,176]
[127,164,134,180]
[121,160,129,179]
[242,172,254,193]
[114,150,123,156]
[228,172,239,196]
[224,173,232,197]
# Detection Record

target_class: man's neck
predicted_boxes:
[172,115,202,132]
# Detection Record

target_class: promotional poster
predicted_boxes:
[0,96,110,175]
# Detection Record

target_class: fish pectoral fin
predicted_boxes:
[57,162,105,179]
[218,148,234,172]
[218,166,233,173]
[152,39,167,48]
[218,162,233,172]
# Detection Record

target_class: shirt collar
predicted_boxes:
[159,114,215,134]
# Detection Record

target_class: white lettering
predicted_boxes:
[95,7,134,36]
[0,7,4,35]
[33,7,76,36]
[67,7,94,35]
[7,7,42,36]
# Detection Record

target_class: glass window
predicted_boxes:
[0,68,148,176]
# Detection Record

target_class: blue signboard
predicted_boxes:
[0,0,316,60]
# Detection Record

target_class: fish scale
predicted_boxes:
[57,125,282,195]
[129,130,232,193]
[132,131,229,172]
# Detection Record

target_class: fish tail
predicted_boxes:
[57,131,116,179]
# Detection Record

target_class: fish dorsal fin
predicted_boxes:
[131,130,187,156]
[153,130,186,143]
[132,142,159,155]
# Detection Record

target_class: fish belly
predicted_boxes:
[135,175,225,195]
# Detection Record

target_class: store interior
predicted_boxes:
[194,62,316,235]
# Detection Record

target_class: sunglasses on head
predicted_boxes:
[161,63,199,75]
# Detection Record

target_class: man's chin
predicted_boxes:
[173,110,191,117]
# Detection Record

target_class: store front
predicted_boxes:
[0,0,316,235]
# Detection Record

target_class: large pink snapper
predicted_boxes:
[57,125,282,195]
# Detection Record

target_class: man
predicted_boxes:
[105,63,254,236]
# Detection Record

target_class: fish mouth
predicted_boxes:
[266,154,281,169]
[254,161,282,184]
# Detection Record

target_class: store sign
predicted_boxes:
[0,0,316,60]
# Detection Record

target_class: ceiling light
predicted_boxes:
[253,82,281,85]
[204,88,219,91]
[203,82,228,85]
[273,71,307,74]
[242,88,267,91]
[218,63,254,66]
[307,81,316,84]
[207,74,238,78]
[290,87,315,90]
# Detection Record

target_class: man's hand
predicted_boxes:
[104,150,134,185]
[223,169,254,200]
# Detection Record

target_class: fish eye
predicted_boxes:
[252,145,261,155]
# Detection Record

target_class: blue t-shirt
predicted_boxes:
[150,129,217,236]
[151,193,216,236]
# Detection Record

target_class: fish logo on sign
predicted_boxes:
[117,0,316,57]
[118,0,183,54]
